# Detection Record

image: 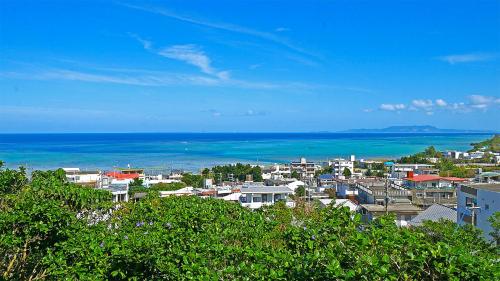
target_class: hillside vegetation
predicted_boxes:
[1,164,499,280]
[470,134,500,153]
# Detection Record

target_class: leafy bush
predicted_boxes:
[1,166,499,280]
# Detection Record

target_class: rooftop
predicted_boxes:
[466,183,500,192]
[241,186,293,194]
[409,204,456,226]
[360,203,422,213]
[404,175,466,182]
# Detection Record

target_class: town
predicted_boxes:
[63,135,500,241]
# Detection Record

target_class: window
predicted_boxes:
[253,196,262,203]
[465,197,476,207]
[485,204,489,210]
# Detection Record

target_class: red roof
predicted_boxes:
[105,171,140,179]
[441,177,467,182]
[404,175,466,182]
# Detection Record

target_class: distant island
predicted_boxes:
[340,125,495,134]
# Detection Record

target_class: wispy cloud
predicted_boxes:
[158,44,229,80]
[0,68,220,87]
[438,53,497,64]
[120,2,318,59]
[275,27,290,32]
[376,96,499,115]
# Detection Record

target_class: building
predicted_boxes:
[318,174,335,186]
[63,168,101,187]
[239,185,294,209]
[290,158,318,180]
[475,172,500,184]
[100,184,129,202]
[262,164,291,180]
[327,158,354,179]
[409,204,457,226]
[359,203,422,226]
[390,164,434,179]
[457,184,500,241]
[403,175,467,208]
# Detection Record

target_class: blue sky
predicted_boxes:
[0,0,499,132]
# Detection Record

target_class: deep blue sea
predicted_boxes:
[0,133,493,172]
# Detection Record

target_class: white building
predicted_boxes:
[262,164,291,180]
[327,158,354,179]
[457,184,500,241]
[290,158,319,179]
[63,168,102,187]
[390,163,435,179]
[239,185,294,209]
[100,184,129,202]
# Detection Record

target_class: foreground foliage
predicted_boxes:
[1,167,499,280]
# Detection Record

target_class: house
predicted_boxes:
[409,204,457,226]
[63,168,101,187]
[403,175,467,208]
[239,185,294,209]
[100,184,129,202]
[105,171,140,184]
[290,158,319,179]
[457,183,500,241]
[318,198,360,212]
[359,203,422,226]
[318,174,335,186]
[390,164,434,179]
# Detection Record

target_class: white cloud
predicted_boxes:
[380,103,406,111]
[128,33,152,50]
[411,99,433,110]
[438,53,496,64]
[275,27,290,32]
[469,94,494,105]
[159,44,215,75]
[435,99,447,107]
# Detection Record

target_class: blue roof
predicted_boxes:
[319,174,335,180]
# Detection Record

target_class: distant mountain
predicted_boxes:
[340,126,494,133]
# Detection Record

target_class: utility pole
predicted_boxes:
[385,176,389,215]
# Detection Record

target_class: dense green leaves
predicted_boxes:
[1,166,499,280]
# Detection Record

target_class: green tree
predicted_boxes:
[342,167,352,178]
[294,186,305,197]
[181,173,203,188]
[129,177,143,187]
[291,170,300,179]
[488,212,500,246]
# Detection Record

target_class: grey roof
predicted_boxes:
[361,203,422,213]
[241,186,293,194]
[466,183,500,192]
[410,204,457,226]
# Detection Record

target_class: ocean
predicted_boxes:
[0,133,492,172]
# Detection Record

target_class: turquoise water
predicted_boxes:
[0,133,492,171]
